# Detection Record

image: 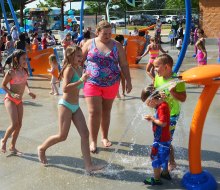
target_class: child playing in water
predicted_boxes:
[195,39,207,66]
[37,46,103,173]
[137,37,168,81]
[115,34,126,98]
[153,54,186,171]
[141,85,172,185]
[48,54,59,95]
[1,49,36,154]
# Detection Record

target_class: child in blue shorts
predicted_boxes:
[141,85,172,185]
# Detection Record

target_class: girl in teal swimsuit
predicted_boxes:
[38,46,103,173]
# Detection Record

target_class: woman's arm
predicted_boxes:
[137,45,150,59]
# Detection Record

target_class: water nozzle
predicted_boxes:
[171,76,182,79]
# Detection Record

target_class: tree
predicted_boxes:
[44,0,62,7]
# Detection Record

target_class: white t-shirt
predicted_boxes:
[176,39,182,48]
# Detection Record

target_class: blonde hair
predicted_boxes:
[96,20,111,33]
[58,46,82,80]
[48,54,57,65]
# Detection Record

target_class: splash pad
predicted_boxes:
[180,65,219,190]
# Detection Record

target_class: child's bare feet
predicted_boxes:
[49,91,54,95]
[85,164,106,174]
[90,142,97,153]
[37,146,48,165]
[101,139,112,148]
[1,139,6,153]
[9,148,23,155]
[53,93,59,96]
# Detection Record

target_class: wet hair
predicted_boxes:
[48,54,57,65]
[115,35,124,44]
[58,46,82,80]
[154,54,173,67]
[96,20,111,32]
[196,40,206,52]
[11,49,27,71]
[141,84,161,102]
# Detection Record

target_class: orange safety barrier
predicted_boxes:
[138,24,155,32]
[27,48,54,75]
[30,44,39,51]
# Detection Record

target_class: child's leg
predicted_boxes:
[51,76,59,95]
[52,83,59,95]
[72,108,104,172]
[1,100,21,153]
[38,106,72,164]
[154,167,161,179]
[9,103,24,153]
[146,62,155,80]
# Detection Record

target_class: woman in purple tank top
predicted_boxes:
[82,20,132,153]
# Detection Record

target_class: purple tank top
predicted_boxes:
[85,39,120,87]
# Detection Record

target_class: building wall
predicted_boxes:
[199,0,220,38]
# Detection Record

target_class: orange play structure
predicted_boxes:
[111,25,155,66]
[27,48,54,76]
[180,65,220,182]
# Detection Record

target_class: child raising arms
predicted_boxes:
[1,50,36,154]
[48,54,59,95]
[38,46,103,173]
[137,37,168,81]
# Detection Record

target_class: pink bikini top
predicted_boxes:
[10,69,28,85]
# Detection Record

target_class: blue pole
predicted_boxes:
[79,0,84,36]
[7,0,21,33]
[0,0,11,33]
[173,0,192,73]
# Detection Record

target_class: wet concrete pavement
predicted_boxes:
[0,41,219,190]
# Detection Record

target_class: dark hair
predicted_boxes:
[12,49,27,70]
[83,30,90,39]
[141,84,161,102]
[115,35,124,44]
[7,35,12,41]
[19,33,26,41]
[154,54,173,67]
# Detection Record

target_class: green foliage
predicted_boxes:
[43,0,62,7]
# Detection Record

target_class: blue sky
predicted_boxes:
[26,1,87,11]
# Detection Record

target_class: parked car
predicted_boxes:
[165,15,178,24]
[109,16,125,27]
[153,15,166,24]
[129,14,151,26]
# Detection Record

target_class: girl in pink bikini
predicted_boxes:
[137,37,168,80]
[1,50,36,154]
[195,40,207,66]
